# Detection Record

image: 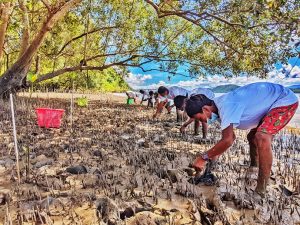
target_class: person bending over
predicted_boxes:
[153,86,189,121]
[126,91,139,104]
[184,82,298,195]
[174,95,208,138]
[139,90,150,105]
[174,87,215,138]
[147,91,155,108]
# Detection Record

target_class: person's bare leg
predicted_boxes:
[247,129,258,167]
[166,105,172,115]
[176,109,182,122]
[183,111,188,121]
[254,132,273,195]
[194,120,200,135]
[201,121,207,138]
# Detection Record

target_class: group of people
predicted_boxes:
[125,90,156,108]
[126,82,299,196]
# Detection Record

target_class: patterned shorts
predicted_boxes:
[257,102,299,135]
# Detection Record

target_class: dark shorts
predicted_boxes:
[257,102,298,135]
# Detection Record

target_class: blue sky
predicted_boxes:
[126,57,300,90]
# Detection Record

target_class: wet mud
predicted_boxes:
[0,94,299,224]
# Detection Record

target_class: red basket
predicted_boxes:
[35,108,65,128]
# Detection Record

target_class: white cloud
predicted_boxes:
[125,73,152,88]
[135,81,167,90]
[127,64,300,90]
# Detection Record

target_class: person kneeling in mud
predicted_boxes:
[153,86,189,121]
[185,82,298,196]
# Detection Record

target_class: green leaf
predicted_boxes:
[27,73,37,83]
[76,96,88,107]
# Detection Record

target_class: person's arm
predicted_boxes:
[154,97,159,106]
[207,124,235,157]
[153,100,167,118]
[140,94,147,104]
[193,124,235,170]
[167,104,175,113]
[180,118,195,133]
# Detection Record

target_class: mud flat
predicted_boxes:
[0,93,299,224]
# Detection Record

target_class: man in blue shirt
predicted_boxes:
[185,82,298,195]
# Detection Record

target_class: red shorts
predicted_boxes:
[257,102,299,135]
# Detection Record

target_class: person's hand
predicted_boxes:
[192,156,207,172]
[180,125,186,134]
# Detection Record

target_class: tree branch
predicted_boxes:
[177,14,241,54]
[36,55,139,82]
[55,26,118,56]
[125,64,190,78]
[145,0,240,54]
[203,12,244,28]
[86,51,136,62]
[36,51,206,83]
[40,0,51,12]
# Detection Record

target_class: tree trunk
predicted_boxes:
[0,0,82,97]
[19,0,31,88]
[0,61,31,97]
[0,2,13,63]
[18,0,30,57]
[34,55,40,74]
[5,51,9,69]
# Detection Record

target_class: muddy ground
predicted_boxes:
[0,93,300,225]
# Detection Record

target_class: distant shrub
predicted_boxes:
[76,96,88,107]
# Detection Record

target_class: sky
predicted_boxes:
[125,57,300,90]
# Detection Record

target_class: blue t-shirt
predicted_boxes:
[214,82,298,130]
